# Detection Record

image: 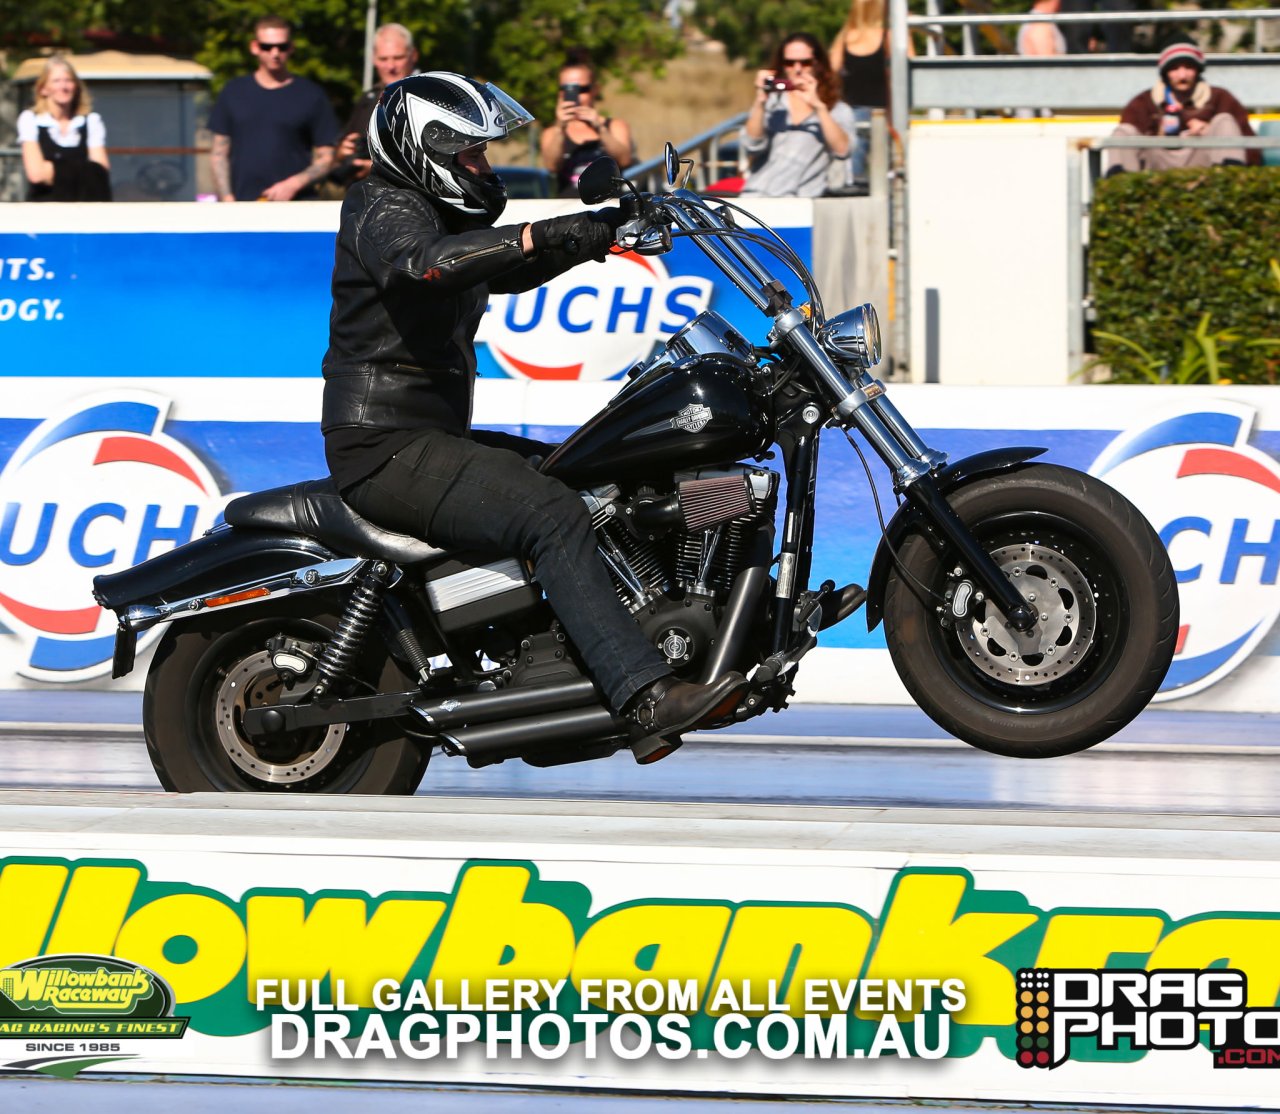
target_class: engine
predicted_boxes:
[583,465,778,674]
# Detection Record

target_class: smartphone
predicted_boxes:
[561,83,585,103]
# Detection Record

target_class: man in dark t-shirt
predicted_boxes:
[209,15,339,201]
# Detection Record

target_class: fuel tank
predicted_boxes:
[542,354,774,487]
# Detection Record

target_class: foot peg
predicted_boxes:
[818,582,866,631]
[631,735,683,765]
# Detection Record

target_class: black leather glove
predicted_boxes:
[530,208,624,262]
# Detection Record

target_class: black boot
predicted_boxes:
[625,671,748,737]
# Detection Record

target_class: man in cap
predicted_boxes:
[1106,42,1256,174]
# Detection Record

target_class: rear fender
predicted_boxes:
[864,448,1047,630]
[92,526,363,676]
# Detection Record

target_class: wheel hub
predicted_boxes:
[956,544,1096,686]
[215,650,346,783]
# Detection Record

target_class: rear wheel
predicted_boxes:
[882,464,1178,757]
[143,598,427,793]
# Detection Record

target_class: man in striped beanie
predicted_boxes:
[1106,41,1256,174]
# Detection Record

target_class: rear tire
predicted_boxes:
[882,464,1178,757]
[143,597,428,793]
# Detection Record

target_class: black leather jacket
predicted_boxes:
[321,170,585,487]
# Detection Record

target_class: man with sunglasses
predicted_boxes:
[209,14,339,201]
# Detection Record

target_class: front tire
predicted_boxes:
[882,464,1178,757]
[143,598,428,793]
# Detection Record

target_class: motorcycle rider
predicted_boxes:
[322,72,747,749]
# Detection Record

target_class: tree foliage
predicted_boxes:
[2,0,680,123]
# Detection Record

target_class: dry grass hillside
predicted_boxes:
[491,38,756,171]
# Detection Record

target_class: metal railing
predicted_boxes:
[626,112,748,192]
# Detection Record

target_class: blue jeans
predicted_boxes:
[343,428,670,711]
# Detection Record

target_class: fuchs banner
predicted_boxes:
[0,201,811,384]
[1,797,1279,1103]
[0,381,1276,711]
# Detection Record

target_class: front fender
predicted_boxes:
[93,525,341,612]
[864,447,1047,630]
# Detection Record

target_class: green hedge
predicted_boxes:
[1089,166,1280,383]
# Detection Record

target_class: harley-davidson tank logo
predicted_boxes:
[673,404,713,434]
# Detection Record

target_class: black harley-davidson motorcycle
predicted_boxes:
[92,150,1178,794]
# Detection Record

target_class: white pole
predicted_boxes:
[362,0,378,90]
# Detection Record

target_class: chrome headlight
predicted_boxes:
[818,303,881,368]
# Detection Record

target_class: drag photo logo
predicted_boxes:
[1090,400,1280,700]
[478,250,712,380]
[1016,969,1280,1070]
[0,391,228,681]
[0,954,189,1076]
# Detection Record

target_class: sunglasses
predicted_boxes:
[257,41,292,52]
[783,57,816,67]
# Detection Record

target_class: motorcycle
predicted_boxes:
[92,148,1179,794]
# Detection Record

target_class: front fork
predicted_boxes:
[838,375,1037,633]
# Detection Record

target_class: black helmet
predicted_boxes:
[368,71,532,221]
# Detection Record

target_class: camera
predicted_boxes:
[561,83,585,103]
[768,78,793,92]
[353,132,370,160]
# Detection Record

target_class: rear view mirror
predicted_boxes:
[577,157,622,204]
[664,143,679,187]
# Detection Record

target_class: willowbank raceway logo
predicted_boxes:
[0,391,228,682]
[0,954,189,1076]
[478,250,713,380]
[1015,969,1280,1070]
[4,856,1280,1078]
[1090,399,1280,700]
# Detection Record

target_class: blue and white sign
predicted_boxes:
[0,392,228,681]
[1091,401,1280,701]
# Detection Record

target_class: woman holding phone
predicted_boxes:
[540,50,634,197]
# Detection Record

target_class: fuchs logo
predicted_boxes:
[1014,968,1280,1071]
[0,954,189,1076]
[673,404,713,434]
[0,392,228,682]
[478,250,713,380]
[1090,400,1280,700]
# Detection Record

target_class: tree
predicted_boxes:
[2,0,680,123]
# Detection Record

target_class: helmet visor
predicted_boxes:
[484,83,534,133]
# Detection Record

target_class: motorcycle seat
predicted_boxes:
[223,478,444,566]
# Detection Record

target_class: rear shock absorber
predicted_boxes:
[312,562,388,697]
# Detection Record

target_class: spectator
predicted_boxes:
[1106,42,1256,176]
[1017,0,1067,57]
[330,22,419,189]
[830,0,912,183]
[539,52,635,197]
[1059,0,1132,55]
[18,55,111,201]
[741,32,856,198]
[208,14,339,201]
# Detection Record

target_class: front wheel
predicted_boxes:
[882,464,1178,757]
[143,597,428,793]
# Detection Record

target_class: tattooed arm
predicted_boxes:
[211,134,234,202]
[261,145,334,201]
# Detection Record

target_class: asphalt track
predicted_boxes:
[0,691,1275,813]
[0,692,1275,1110]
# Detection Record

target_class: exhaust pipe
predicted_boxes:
[442,705,626,767]
[413,677,600,731]
[245,675,601,737]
